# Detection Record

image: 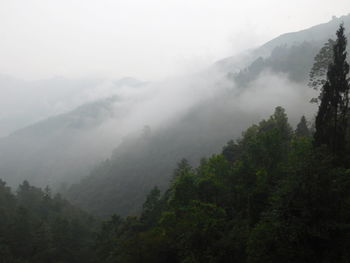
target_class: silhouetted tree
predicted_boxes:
[295,115,310,137]
[314,24,350,158]
[140,186,162,227]
[309,39,335,102]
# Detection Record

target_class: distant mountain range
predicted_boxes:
[0,78,146,187]
[1,14,349,217]
[217,14,350,73]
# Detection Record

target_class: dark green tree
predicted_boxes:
[309,39,335,92]
[140,186,162,227]
[295,115,310,137]
[314,24,350,158]
[222,140,240,162]
[0,179,98,263]
[172,158,192,179]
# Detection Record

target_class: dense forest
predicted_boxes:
[92,25,350,262]
[1,24,350,263]
[66,16,350,218]
[1,15,349,219]
[0,180,98,262]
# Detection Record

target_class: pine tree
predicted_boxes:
[295,116,310,137]
[308,39,335,95]
[141,186,162,227]
[314,24,350,157]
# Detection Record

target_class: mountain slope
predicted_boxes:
[66,15,350,217]
[1,15,349,217]
[0,79,146,187]
[216,14,350,73]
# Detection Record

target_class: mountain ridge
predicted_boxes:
[1,14,349,216]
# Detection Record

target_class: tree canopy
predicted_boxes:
[314,24,350,160]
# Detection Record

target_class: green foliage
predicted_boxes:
[314,24,350,159]
[93,102,350,262]
[1,99,332,263]
[66,39,328,220]
[0,179,98,263]
[140,186,162,227]
[6,25,349,262]
[309,39,335,95]
[94,91,350,262]
[248,154,350,263]
[295,115,310,137]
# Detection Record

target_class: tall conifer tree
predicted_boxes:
[295,116,310,137]
[314,24,350,156]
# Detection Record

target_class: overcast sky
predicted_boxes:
[0,0,349,81]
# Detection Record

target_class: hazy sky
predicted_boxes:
[0,0,349,81]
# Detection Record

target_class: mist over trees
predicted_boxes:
[65,19,346,217]
[2,15,349,195]
[0,180,97,263]
[1,14,350,263]
[92,24,350,262]
[314,24,350,159]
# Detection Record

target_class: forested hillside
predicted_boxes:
[0,15,349,219]
[0,180,98,263]
[1,23,350,263]
[66,16,350,217]
[0,77,145,187]
[94,108,350,262]
[93,25,350,262]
